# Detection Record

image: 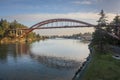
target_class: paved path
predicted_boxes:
[111,46,120,60]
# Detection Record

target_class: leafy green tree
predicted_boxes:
[0,18,47,41]
[10,20,18,29]
[0,19,10,37]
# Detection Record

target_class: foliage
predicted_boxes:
[91,10,108,53]
[82,10,120,80]
[0,19,10,37]
[111,15,120,36]
[105,15,120,45]
[97,10,108,27]
[0,19,40,40]
[91,10,120,53]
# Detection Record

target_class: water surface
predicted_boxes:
[0,38,90,80]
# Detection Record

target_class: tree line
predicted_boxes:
[91,10,120,53]
[0,19,43,40]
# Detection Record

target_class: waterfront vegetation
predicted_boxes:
[80,10,120,80]
[0,19,48,43]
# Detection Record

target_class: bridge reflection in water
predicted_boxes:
[0,43,82,69]
[30,53,82,69]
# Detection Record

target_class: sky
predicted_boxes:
[0,0,120,35]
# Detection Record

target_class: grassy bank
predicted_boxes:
[81,49,120,80]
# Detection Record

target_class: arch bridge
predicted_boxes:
[20,18,95,37]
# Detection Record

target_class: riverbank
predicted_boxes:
[80,46,120,80]
[0,37,47,44]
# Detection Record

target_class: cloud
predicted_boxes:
[72,1,92,5]
[1,12,98,22]
[0,12,116,27]
[107,13,116,22]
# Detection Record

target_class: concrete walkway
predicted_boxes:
[111,45,120,60]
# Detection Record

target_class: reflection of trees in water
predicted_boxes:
[30,53,82,69]
[0,44,8,62]
[15,43,30,56]
[0,43,30,61]
[0,43,82,70]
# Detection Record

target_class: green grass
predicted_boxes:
[81,52,120,80]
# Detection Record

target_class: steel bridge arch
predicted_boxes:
[30,18,95,29]
[21,18,95,37]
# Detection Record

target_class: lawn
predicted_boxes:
[81,52,120,80]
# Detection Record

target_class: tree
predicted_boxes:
[91,10,108,53]
[10,20,18,29]
[0,18,47,41]
[107,15,120,45]
[0,19,10,37]
[97,10,108,28]
[111,15,120,36]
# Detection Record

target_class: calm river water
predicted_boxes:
[0,38,90,80]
